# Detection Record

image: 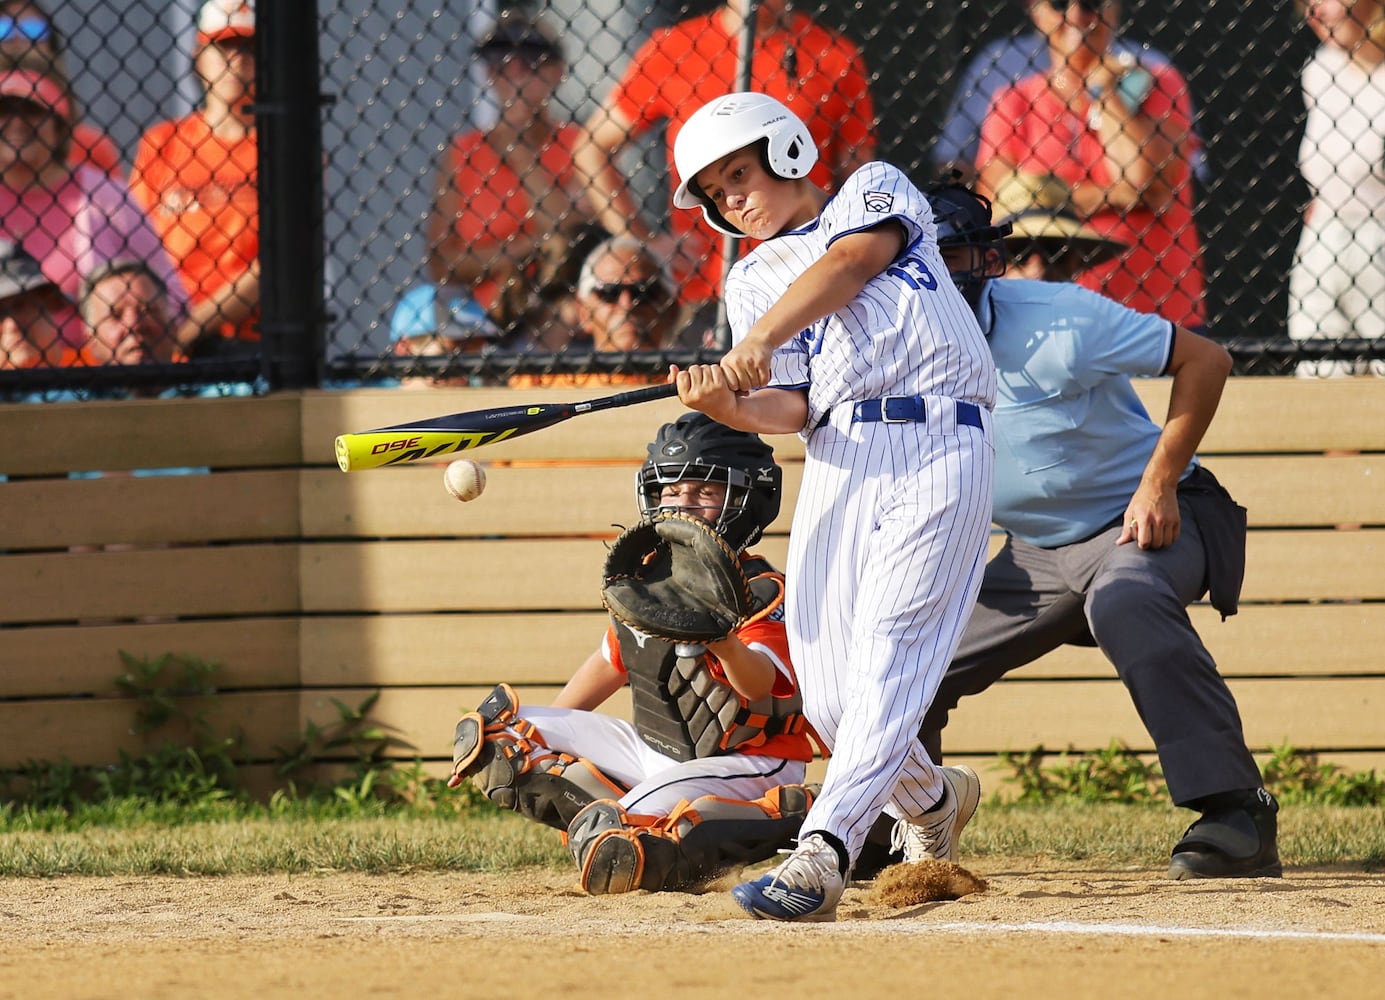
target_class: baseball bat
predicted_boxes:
[335,382,679,472]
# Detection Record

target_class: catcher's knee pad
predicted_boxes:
[662,784,815,888]
[568,800,649,895]
[450,683,522,780]
[568,784,816,895]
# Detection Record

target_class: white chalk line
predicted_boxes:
[335,913,1385,943]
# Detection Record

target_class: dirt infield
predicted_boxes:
[2,860,1382,1000]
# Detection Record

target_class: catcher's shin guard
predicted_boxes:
[566,784,815,895]
[452,687,626,831]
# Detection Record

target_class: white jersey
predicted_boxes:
[724,161,996,429]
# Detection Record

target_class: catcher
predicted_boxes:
[447,413,816,895]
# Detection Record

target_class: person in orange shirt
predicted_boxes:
[0,1,121,177]
[574,0,876,318]
[425,18,601,341]
[130,0,259,359]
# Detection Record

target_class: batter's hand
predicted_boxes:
[669,364,740,424]
[718,333,775,392]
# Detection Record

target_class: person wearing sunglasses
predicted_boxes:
[506,235,680,389]
[0,1,122,177]
[975,0,1206,330]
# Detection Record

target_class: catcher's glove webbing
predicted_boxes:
[601,512,758,644]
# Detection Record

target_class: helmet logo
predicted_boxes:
[662,442,687,457]
[863,191,895,214]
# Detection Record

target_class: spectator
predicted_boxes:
[130,0,259,359]
[1288,0,1385,377]
[389,283,507,389]
[507,235,675,390]
[990,168,1127,281]
[75,258,174,368]
[0,236,75,368]
[0,67,185,354]
[0,0,122,176]
[932,1,1206,185]
[574,0,876,318]
[976,0,1205,328]
[424,17,600,342]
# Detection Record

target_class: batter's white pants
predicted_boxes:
[787,400,994,866]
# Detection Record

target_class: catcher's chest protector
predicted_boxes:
[616,566,803,762]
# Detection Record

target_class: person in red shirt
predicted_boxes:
[425,18,601,340]
[130,0,259,358]
[574,0,876,315]
[976,0,1205,327]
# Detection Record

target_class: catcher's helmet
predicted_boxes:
[925,182,1012,308]
[672,92,818,237]
[638,412,782,552]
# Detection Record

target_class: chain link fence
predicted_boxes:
[1,0,1380,400]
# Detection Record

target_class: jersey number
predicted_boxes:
[885,254,939,291]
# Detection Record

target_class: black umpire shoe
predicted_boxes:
[1168,788,1283,880]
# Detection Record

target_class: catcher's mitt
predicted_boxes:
[601,512,757,644]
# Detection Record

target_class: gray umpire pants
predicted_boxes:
[920,471,1263,806]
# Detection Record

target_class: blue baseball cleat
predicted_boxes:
[731,833,845,922]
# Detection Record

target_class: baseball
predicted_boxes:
[443,459,486,502]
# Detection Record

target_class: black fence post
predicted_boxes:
[256,0,327,390]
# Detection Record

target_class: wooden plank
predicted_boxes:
[0,691,301,769]
[0,618,301,698]
[1,470,300,551]
[1209,454,1385,526]
[1005,604,1385,679]
[299,537,795,612]
[299,613,606,687]
[941,676,1385,755]
[1241,529,1385,601]
[0,395,303,477]
[299,463,805,538]
[296,530,1380,615]
[300,676,1385,763]
[0,545,300,624]
[1133,377,1385,453]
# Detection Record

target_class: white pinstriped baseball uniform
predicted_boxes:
[724,161,997,865]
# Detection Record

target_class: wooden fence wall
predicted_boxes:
[2,379,1382,793]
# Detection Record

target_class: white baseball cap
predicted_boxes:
[197,0,255,45]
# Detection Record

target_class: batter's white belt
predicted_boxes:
[817,394,989,435]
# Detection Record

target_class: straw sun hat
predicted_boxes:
[992,171,1127,267]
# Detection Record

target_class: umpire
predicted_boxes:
[884,176,1279,881]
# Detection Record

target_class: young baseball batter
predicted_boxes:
[668,92,997,921]
[448,412,816,895]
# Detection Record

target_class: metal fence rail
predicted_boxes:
[1,0,1381,399]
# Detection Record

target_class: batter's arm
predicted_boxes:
[719,223,906,391]
[670,365,809,436]
[1120,326,1232,549]
[552,646,626,711]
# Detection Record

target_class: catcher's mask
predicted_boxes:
[925,181,1011,311]
[637,412,782,552]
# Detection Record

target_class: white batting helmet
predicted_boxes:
[672,92,818,237]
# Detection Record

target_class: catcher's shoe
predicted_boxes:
[730,833,845,922]
[889,765,981,864]
[1168,788,1282,880]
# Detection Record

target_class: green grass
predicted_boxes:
[0,800,1379,877]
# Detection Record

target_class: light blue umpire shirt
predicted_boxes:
[976,278,1198,548]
